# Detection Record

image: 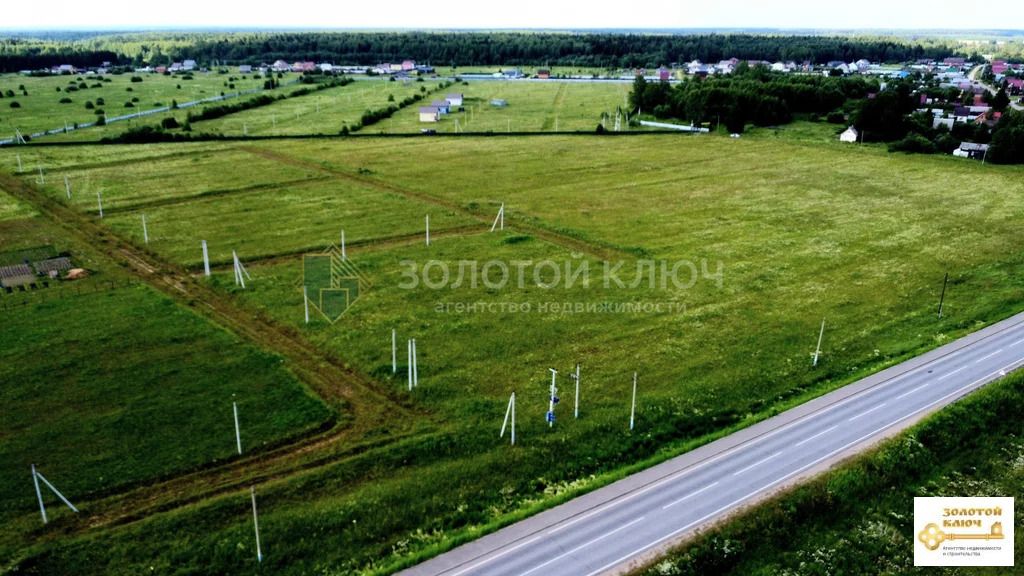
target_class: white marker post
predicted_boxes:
[32,464,46,524]
[64,176,71,199]
[407,339,413,391]
[490,203,504,232]
[392,329,397,373]
[16,153,22,173]
[412,339,418,387]
[97,190,103,218]
[341,230,346,261]
[548,368,558,428]
[31,466,79,524]
[142,214,149,243]
[630,373,637,430]
[38,165,44,185]
[813,316,826,367]
[243,123,248,136]
[250,486,263,563]
[233,251,246,288]
[202,240,210,276]
[303,286,310,324]
[572,363,580,419]
[425,215,430,246]
[233,401,242,454]
[500,392,516,445]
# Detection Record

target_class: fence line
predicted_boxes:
[0,278,138,311]
[1,78,300,147]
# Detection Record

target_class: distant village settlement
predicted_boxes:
[16,55,1024,160]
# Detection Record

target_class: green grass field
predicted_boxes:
[4,132,1024,574]
[0,210,332,563]
[0,71,302,142]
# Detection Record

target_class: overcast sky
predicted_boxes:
[3,0,1023,31]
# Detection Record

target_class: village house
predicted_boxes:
[419,106,439,122]
[238,65,253,74]
[445,93,463,107]
[430,100,450,114]
[657,66,670,80]
[839,126,859,143]
[273,60,291,72]
[953,142,989,160]
[537,69,551,79]
[402,60,416,71]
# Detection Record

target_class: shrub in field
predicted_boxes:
[9,101,20,108]
[59,97,72,103]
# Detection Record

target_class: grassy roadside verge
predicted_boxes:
[637,371,1024,576]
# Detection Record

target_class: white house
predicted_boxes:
[319,63,334,73]
[419,106,439,122]
[840,126,859,143]
[238,65,253,74]
[183,60,197,70]
[445,93,463,107]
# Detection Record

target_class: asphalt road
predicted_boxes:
[398,310,1024,576]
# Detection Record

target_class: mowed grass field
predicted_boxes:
[0,205,332,562]
[185,78,432,136]
[383,80,630,134]
[0,71,302,142]
[5,133,1024,574]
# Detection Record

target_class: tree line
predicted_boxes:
[0,32,967,71]
[630,64,878,132]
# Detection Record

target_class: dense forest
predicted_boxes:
[0,31,969,71]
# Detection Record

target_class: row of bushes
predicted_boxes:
[348,80,454,133]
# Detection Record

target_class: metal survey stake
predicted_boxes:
[938,272,949,317]
[407,339,413,391]
[572,363,580,419]
[303,285,310,324]
[500,392,516,444]
[38,165,44,185]
[491,203,505,232]
[341,230,346,261]
[233,401,242,454]
[97,190,103,218]
[392,329,397,373]
[630,373,637,430]
[547,368,558,427]
[202,240,210,276]
[32,464,46,524]
[64,176,70,199]
[16,153,22,173]
[142,214,149,243]
[426,215,430,245]
[412,339,418,387]
[250,486,263,563]
[813,316,826,366]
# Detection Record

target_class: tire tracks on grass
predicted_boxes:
[0,170,431,542]
[240,144,637,261]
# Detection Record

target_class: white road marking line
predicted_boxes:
[662,482,720,510]
[794,425,838,447]
[1009,338,1024,348]
[444,534,546,576]
[937,365,967,380]
[582,366,1018,576]
[895,384,928,401]
[848,403,886,422]
[517,517,646,576]
[733,453,779,477]
[976,349,1003,363]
